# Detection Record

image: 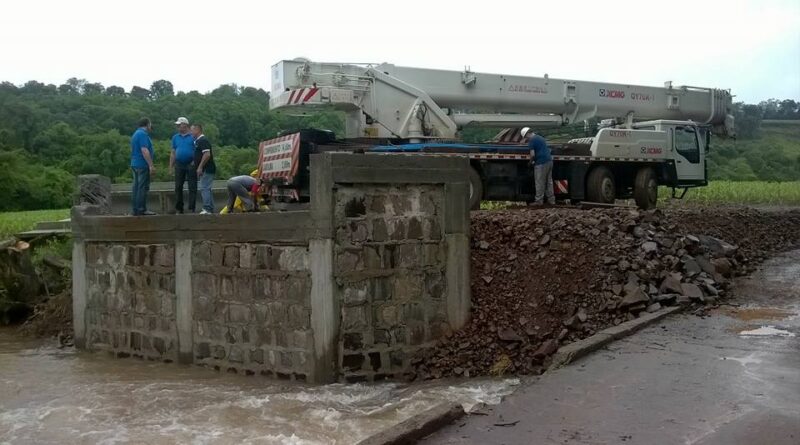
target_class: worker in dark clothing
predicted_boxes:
[521,127,555,205]
[192,123,216,214]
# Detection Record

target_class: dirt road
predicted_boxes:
[423,249,800,444]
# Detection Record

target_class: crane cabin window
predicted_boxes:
[674,127,700,163]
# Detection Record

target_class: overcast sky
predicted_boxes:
[1,0,798,103]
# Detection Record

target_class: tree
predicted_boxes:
[218,110,251,146]
[130,86,151,100]
[61,130,130,179]
[1,101,42,150]
[0,81,17,93]
[83,82,105,95]
[202,123,221,143]
[58,77,87,95]
[150,79,174,100]
[211,84,240,97]
[21,81,46,93]
[21,81,56,95]
[58,84,76,95]
[105,85,126,97]
[215,147,259,177]
[0,150,74,211]
[777,99,799,120]
[31,122,80,161]
[731,103,762,139]
[241,87,269,101]
[0,128,15,150]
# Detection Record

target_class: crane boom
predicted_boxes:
[269,59,734,140]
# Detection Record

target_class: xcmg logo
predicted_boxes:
[641,146,663,155]
[599,88,625,99]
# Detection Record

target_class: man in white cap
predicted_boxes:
[169,116,197,213]
[521,127,555,205]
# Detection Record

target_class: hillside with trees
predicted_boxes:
[0,78,797,211]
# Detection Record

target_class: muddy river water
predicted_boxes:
[0,331,516,444]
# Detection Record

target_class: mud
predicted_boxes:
[717,306,796,322]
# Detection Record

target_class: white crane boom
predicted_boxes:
[269,59,734,141]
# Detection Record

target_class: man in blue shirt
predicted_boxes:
[130,118,156,215]
[169,117,197,213]
[522,127,555,205]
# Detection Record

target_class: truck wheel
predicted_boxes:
[586,166,616,204]
[468,167,483,210]
[634,167,658,210]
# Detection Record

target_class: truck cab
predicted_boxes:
[633,120,709,187]
[580,120,709,187]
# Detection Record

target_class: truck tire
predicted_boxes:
[468,167,483,210]
[634,167,658,210]
[586,166,616,204]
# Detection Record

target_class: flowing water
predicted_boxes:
[0,330,517,444]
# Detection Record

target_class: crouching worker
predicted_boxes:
[222,171,262,213]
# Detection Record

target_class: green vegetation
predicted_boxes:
[480,201,513,210]
[0,77,797,212]
[0,79,343,211]
[662,181,800,206]
[707,121,800,181]
[0,209,70,239]
[30,236,73,262]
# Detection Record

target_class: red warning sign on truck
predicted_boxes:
[258,133,300,184]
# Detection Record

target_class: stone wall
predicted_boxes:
[335,185,449,382]
[73,152,471,383]
[190,242,313,379]
[83,243,178,361]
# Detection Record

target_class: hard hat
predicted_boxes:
[250,170,259,178]
[520,127,531,138]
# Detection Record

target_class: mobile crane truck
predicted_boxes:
[258,59,735,210]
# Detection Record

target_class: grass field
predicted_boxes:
[481,181,800,210]
[0,209,70,239]
[661,181,800,206]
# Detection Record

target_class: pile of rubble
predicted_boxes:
[411,207,800,379]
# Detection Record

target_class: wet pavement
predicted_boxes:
[424,249,800,445]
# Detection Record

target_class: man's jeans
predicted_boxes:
[226,178,255,212]
[174,162,197,213]
[199,172,215,213]
[131,167,151,215]
[533,161,555,205]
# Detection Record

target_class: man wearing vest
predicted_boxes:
[170,117,197,213]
